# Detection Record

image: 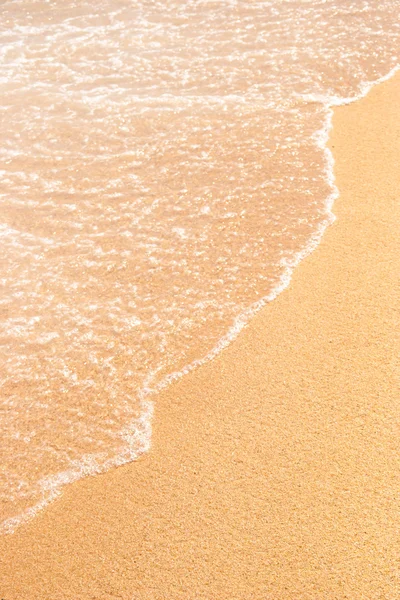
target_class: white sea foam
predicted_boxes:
[1,0,399,534]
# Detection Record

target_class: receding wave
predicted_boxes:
[0,0,399,532]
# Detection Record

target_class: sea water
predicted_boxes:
[0,0,399,532]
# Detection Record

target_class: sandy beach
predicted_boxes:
[1,72,400,599]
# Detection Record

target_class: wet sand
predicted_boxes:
[1,73,400,599]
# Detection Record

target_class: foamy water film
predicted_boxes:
[1,0,399,532]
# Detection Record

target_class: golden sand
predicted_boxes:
[1,74,400,599]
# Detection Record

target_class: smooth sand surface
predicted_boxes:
[1,74,400,599]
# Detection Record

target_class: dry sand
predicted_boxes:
[1,73,400,599]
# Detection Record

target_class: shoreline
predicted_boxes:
[1,73,400,598]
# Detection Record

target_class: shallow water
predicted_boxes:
[1,0,399,532]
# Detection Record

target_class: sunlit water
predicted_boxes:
[1,0,399,532]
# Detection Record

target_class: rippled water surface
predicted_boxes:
[1,0,399,531]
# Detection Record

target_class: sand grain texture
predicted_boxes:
[1,75,400,599]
